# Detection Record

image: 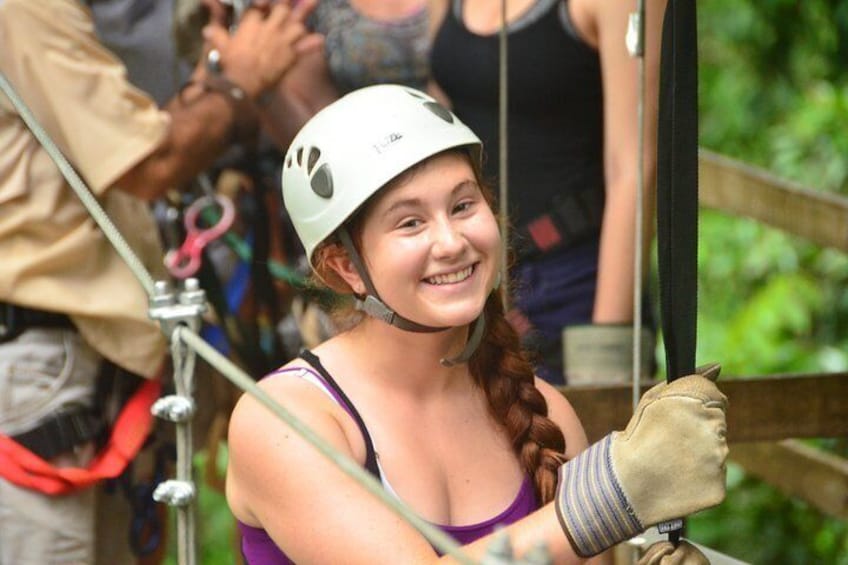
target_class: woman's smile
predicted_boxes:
[424,263,477,286]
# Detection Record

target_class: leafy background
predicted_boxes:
[685,1,848,564]
[165,0,848,562]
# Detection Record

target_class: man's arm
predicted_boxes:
[115,0,322,201]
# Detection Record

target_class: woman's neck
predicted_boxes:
[342,317,476,396]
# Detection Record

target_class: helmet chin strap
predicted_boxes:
[337,228,486,365]
[439,312,486,367]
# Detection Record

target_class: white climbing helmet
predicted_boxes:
[281,84,482,265]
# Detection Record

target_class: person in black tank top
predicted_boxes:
[430,0,661,385]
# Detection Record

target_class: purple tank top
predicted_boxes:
[236,352,539,564]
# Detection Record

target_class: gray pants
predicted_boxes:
[0,328,136,565]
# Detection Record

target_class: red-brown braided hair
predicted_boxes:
[469,292,568,504]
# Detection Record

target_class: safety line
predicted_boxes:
[630,0,648,412]
[498,0,510,310]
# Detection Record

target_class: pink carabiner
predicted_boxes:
[164,195,236,279]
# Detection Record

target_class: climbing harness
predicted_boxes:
[0,375,161,495]
[513,188,605,261]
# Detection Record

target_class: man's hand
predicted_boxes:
[638,540,709,565]
[201,0,324,102]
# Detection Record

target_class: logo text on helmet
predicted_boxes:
[373,133,404,154]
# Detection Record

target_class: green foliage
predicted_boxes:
[691,0,848,562]
[689,464,848,564]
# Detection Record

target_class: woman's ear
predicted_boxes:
[324,248,367,295]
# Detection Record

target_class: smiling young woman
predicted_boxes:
[224,84,728,565]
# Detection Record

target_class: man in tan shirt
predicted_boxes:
[0,0,321,562]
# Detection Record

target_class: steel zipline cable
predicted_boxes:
[498,0,511,310]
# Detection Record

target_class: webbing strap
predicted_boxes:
[655,0,699,544]
[0,378,161,495]
[657,0,698,383]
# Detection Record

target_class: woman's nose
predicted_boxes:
[431,219,466,258]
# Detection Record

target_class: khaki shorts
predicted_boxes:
[0,328,135,565]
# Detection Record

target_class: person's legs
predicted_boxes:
[511,243,599,385]
[0,327,100,564]
[0,461,96,564]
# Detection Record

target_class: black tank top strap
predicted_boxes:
[298,349,382,478]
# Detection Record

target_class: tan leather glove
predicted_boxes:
[555,364,728,557]
[638,540,709,565]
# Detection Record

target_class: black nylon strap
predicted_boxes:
[657,0,698,383]
[655,0,699,544]
[0,303,75,343]
[12,409,101,460]
[298,349,381,478]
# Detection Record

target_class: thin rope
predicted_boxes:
[171,336,198,565]
[629,0,648,413]
[498,0,510,310]
[0,72,156,296]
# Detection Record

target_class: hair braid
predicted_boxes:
[470,294,568,505]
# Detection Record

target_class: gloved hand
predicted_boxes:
[638,540,709,565]
[555,364,728,557]
[562,324,655,385]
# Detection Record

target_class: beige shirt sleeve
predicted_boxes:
[0,0,170,194]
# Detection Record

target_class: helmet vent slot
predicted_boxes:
[306,147,321,174]
[424,102,454,124]
[310,164,334,198]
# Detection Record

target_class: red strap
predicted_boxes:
[526,214,563,252]
[0,378,161,495]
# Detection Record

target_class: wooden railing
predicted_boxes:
[699,149,848,252]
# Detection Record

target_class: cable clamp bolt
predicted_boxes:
[152,479,196,507]
[151,395,196,423]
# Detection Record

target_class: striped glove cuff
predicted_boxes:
[554,434,644,557]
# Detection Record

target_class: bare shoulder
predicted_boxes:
[226,355,365,526]
[534,377,589,459]
[229,348,361,450]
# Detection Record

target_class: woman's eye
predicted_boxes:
[398,218,421,229]
[453,200,474,214]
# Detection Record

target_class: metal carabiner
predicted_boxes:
[164,195,236,279]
